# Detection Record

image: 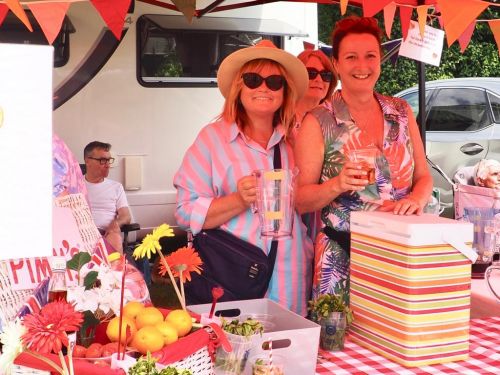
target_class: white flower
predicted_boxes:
[0,319,26,374]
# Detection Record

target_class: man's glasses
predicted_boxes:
[307,68,334,82]
[88,157,115,165]
[242,73,285,91]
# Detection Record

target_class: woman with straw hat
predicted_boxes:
[173,40,313,315]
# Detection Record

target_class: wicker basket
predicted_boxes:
[0,262,34,324]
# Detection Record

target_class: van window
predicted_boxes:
[0,12,73,68]
[137,15,285,87]
[427,88,490,132]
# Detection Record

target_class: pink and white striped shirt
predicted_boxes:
[174,119,313,315]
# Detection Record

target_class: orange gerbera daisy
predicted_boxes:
[159,247,203,283]
[22,301,83,354]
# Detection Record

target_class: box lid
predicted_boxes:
[351,211,473,247]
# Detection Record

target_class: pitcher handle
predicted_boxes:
[485,265,500,301]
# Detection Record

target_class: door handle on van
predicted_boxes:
[460,143,484,155]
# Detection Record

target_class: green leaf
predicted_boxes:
[66,252,91,272]
[83,271,98,290]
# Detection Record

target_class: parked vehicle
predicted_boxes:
[1,1,317,236]
[395,77,500,217]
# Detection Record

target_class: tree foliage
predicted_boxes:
[318,4,500,96]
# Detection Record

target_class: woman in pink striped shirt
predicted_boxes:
[174,40,314,315]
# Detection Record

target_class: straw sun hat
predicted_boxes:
[217,40,308,99]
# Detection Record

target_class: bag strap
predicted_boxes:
[265,143,281,287]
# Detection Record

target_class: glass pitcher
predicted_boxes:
[253,168,298,238]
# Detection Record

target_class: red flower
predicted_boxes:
[22,301,83,354]
[159,246,203,282]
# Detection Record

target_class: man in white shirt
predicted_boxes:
[84,141,131,253]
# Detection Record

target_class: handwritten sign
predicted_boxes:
[399,21,445,67]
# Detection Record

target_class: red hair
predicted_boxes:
[331,16,382,60]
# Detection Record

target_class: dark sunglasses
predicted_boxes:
[242,73,285,91]
[307,68,333,82]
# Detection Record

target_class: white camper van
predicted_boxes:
[2,1,317,238]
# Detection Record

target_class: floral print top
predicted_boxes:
[311,90,414,232]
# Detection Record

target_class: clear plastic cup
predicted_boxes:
[215,332,254,374]
[251,354,285,375]
[348,148,379,184]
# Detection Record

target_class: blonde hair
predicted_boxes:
[219,59,298,135]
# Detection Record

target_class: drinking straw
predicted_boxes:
[269,337,273,374]
[117,258,127,360]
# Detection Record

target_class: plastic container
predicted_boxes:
[251,354,285,375]
[108,252,150,303]
[214,332,254,374]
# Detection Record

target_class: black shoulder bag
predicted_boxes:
[185,144,281,305]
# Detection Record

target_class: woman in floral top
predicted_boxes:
[294,16,433,299]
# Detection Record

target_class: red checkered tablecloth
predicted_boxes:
[316,317,500,374]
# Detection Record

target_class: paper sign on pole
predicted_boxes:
[399,21,445,67]
[0,44,53,260]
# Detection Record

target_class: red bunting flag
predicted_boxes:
[0,4,8,28]
[90,0,131,40]
[399,6,413,41]
[362,0,393,18]
[488,20,500,56]
[437,0,488,47]
[27,2,70,45]
[458,21,476,53]
[303,41,315,50]
[6,0,32,31]
[383,3,397,38]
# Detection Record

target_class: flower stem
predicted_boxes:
[59,351,70,375]
[25,349,64,374]
[158,251,186,310]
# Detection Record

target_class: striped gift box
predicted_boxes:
[349,211,474,367]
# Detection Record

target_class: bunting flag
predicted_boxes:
[437,0,489,47]
[6,0,32,31]
[383,3,397,38]
[27,2,70,45]
[303,41,315,50]
[362,0,393,17]
[416,5,429,38]
[171,0,196,24]
[340,0,348,15]
[399,5,413,41]
[458,21,476,52]
[488,20,500,56]
[0,4,8,27]
[90,0,131,40]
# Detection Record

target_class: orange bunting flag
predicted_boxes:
[458,21,476,53]
[90,0,131,40]
[437,0,488,47]
[0,4,8,28]
[417,5,429,38]
[27,2,70,45]
[400,6,413,41]
[171,0,196,24]
[383,3,397,38]
[362,0,393,18]
[488,20,500,56]
[6,0,32,31]
[340,0,348,15]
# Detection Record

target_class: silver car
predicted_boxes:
[395,77,500,217]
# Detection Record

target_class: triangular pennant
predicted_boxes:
[303,41,315,50]
[400,6,413,41]
[458,21,476,53]
[90,0,131,40]
[417,5,430,38]
[6,0,32,31]
[362,0,393,17]
[0,4,8,27]
[340,0,348,15]
[383,3,397,38]
[437,0,488,47]
[171,0,196,24]
[27,2,70,45]
[488,20,500,56]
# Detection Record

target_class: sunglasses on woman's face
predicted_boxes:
[242,73,285,91]
[307,68,333,82]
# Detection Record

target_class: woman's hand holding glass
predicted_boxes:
[237,175,257,207]
[332,161,371,193]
